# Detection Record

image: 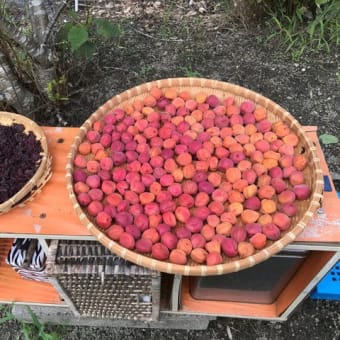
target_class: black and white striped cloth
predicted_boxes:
[6,238,49,282]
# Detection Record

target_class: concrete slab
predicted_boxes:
[12,305,215,330]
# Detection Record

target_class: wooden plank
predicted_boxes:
[275,251,334,315]
[0,239,64,305]
[296,128,340,243]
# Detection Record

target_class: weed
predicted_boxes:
[0,305,61,340]
[138,65,154,78]
[158,2,175,40]
[265,0,340,59]
[336,72,340,82]
[0,305,16,325]
[47,76,69,103]
[0,0,9,21]
[57,10,123,59]
[23,306,61,340]
[182,67,202,78]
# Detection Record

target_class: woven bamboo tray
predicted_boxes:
[45,240,161,320]
[65,78,324,276]
[0,112,52,215]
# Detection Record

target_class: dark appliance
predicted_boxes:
[189,250,308,304]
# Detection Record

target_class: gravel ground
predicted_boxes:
[1,1,339,339]
[1,298,340,339]
[47,0,340,178]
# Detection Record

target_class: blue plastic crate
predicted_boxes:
[311,261,340,300]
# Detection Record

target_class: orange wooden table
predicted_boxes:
[0,126,339,246]
[0,126,339,318]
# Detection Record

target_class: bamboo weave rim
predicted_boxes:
[46,240,160,276]
[66,78,324,276]
[0,112,52,215]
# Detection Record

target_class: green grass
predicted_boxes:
[158,1,176,40]
[336,72,340,82]
[138,64,155,79]
[182,67,202,78]
[266,0,340,60]
[0,305,16,325]
[0,305,61,340]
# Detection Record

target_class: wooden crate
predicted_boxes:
[45,240,161,321]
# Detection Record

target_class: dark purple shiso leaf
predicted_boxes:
[0,123,43,204]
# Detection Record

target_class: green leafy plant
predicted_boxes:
[336,72,340,82]
[0,305,61,340]
[57,13,123,59]
[158,2,176,39]
[0,0,8,20]
[47,75,69,103]
[0,305,16,325]
[265,0,340,59]
[138,65,154,78]
[182,67,202,78]
[22,306,61,340]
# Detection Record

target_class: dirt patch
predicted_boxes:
[43,0,339,178]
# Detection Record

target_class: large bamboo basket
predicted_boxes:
[0,112,52,215]
[66,78,323,276]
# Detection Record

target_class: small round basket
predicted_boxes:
[66,78,323,276]
[0,112,52,215]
